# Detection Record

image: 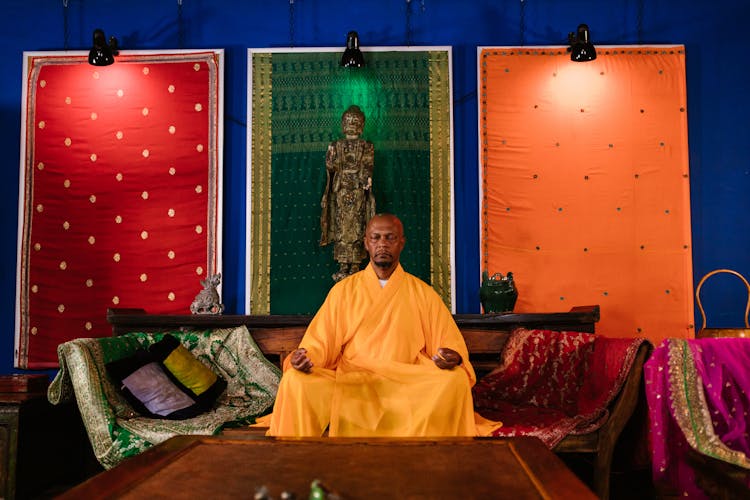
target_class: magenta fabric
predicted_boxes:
[645,338,750,497]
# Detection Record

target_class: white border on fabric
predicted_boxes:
[16,49,224,368]
[446,47,456,313]
[246,46,456,313]
[15,52,32,366]
[214,50,225,299]
[245,50,253,316]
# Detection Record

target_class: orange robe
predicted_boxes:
[268,263,500,437]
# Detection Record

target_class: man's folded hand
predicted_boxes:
[291,348,314,373]
[432,347,462,369]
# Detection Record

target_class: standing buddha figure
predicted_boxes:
[320,105,376,282]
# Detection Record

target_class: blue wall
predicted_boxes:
[2,0,749,375]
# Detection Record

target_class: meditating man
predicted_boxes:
[268,213,499,436]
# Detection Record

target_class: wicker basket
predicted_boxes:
[695,269,750,338]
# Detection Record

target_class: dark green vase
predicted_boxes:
[479,271,518,314]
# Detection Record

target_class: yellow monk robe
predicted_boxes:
[268,263,501,437]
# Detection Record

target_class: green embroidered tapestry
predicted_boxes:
[248,48,454,314]
[49,326,280,469]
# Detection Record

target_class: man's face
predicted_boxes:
[364,216,405,270]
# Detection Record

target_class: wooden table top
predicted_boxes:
[60,435,595,499]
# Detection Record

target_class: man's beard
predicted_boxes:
[374,258,393,269]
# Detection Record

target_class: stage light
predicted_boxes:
[568,24,597,62]
[88,29,119,66]
[340,31,365,68]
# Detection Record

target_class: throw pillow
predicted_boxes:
[106,349,206,420]
[149,334,227,409]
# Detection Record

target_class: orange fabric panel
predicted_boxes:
[480,47,693,344]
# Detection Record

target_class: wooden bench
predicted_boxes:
[107,305,600,377]
[106,305,647,500]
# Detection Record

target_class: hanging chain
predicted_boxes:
[62,0,70,50]
[636,0,644,44]
[177,0,185,49]
[405,0,412,46]
[289,0,295,48]
[519,0,527,46]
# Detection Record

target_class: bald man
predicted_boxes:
[268,214,499,437]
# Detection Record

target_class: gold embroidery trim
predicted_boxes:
[250,53,273,314]
[428,50,452,309]
[666,339,750,468]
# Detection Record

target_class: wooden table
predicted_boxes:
[60,435,595,499]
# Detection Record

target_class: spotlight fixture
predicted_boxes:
[340,31,365,68]
[567,24,597,62]
[88,28,119,66]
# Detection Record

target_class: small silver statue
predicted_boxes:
[190,273,224,315]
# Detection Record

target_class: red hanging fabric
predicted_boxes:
[17,52,222,368]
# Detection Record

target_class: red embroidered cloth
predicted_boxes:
[473,328,646,447]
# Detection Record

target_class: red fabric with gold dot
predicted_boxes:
[17,52,221,368]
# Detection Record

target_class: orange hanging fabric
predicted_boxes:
[480,46,693,345]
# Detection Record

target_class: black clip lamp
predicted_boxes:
[567,24,597,62]
[340,31,365,68]
[88,29,119,66]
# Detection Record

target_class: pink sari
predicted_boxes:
[645,338,750,497]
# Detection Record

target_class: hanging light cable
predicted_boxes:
[177,0,185,49]
[637,0,644,44]
[519,0,526,46]
[405,0,412,46]
[62,0,70,50]
[289,0,295,48]
[404,0,426,46]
